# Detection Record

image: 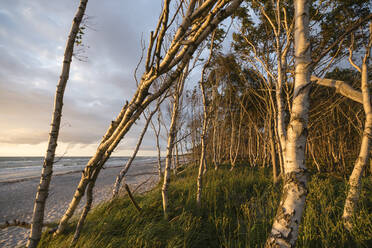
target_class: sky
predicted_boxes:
[0,0,169,156]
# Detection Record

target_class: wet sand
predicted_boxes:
[0,161,158,247]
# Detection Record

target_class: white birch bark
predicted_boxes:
[112,101,162,198]
[276,57,287,174]
[153,112,163,181]
[26,1,88,247]
[229,108,243,170]
[175,141,180,171]
[70,167,99,247]
[162,68,186,219]
[269,116,279,183]
[55,101,129,235]
[150,99,164,182]
[265,0,311,246]
[196,32,217,206]
[342,28,372,230]
[55,0,243,234]
[261,1,294,176]
[311,76,364,104]
[212,84,220,170]
[196,64,209,206]
[172,143,177,175]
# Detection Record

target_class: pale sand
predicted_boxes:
[0,161,159,248]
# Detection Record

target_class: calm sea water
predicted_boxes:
[0,156,157,183]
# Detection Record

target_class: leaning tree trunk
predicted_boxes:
[196,32,215,206]
[26,1,88,247]
[150,110,163,182]
[70,90,162,242]
[70,167,99,247]
[342,30,372,230]
[162,68,186,219]
[112,100,163,198]
[265,0,311,247]
[55,0,244,235]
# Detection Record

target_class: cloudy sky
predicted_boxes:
[0,0,169,156]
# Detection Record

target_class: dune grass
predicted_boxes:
[38,164,372,247]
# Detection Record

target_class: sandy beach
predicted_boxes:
[0,161,158,248]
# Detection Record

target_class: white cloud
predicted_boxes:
[0,0,167,156]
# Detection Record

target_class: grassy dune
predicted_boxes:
[39,165,372,247]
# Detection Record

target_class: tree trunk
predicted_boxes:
[266,0,311,246]
[269,117,279,184]
[175,142,180,171]
[343,32,371,230]
[70,168,98,247]
[196,68,209,207]
[55,0,243,234]
[212,111,219,170]
[276,56,287,174]
[112,103,161,198]
[172,145,177,175]
[311,76,363,104]
[26,1,88,247]
[55,101,129,235]
[162,68,186,219]
[151,110,163,182]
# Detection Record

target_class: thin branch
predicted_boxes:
[348,34,361,73]
[312,13,372,67]
[125,184,142,212]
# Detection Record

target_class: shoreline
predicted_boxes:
[0,160,159,247]
[0,163,159,185]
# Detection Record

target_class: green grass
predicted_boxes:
[38,165,372,248]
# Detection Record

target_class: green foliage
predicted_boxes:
[38,165,372,248]
[298,174,372,247]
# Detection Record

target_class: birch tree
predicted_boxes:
[196,32,215,207]
[265,0,311,246]
[26,1,88,247]
[150,110,164,181]
[55,0,243,235]
[162,66,187,219]
[70,166,98,247]
[112,93,167,198]
[342,24,372,231]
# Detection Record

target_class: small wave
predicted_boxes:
[0,169,82,185]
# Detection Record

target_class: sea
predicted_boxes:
[0,156,157,183]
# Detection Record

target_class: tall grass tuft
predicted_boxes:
[38,164,372,247]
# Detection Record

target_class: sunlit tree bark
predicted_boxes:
[162,67,186,219]
[150,107,164,181]
[311,76,363,104]
[112,94,166,198]
[211,83,221,170]
[196,32,215,207]
[343,25,372,230]
[70,167,98,247]
[266,0,311,246]
[26,1,88,247]
[55,0,243,234]
[260,0,293,176]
